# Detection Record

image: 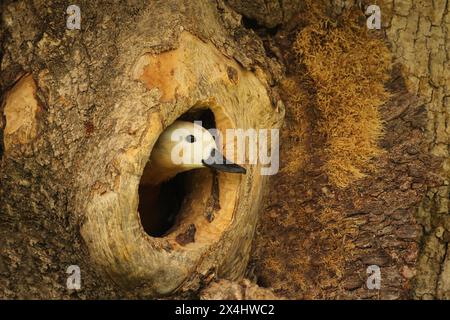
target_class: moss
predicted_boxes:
[278,78,311,175]
[292,6,392,188]
[252,1,394,299]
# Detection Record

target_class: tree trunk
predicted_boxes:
[380,0,450,300]
[248,0,446,300]
[0,0,283,298]
[1,0,448,300]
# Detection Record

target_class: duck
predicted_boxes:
[138,120,246,236]
[141,120,246,186]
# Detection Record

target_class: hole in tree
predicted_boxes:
[242,16,279,36]
[138,108,217,237]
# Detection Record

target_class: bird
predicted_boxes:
[138,120,246,236]
[140,120,246,186]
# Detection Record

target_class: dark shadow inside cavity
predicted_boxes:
[178,107,216,130]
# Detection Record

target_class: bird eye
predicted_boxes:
[186,134,196,143]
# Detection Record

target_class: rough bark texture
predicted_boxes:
[0,0,283,299]
[380,0,450,300]
[248,0,444,299]
[250,64,440,299]
[1,0,447,300]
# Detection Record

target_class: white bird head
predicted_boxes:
[142,121,245,185]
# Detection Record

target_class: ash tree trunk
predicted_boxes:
[0,0,283,299]
[380,0,450,299]
[250,0,445,300]
[1,0,447,301]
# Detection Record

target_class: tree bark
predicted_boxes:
[0,0,283,298]
[248,0,446,299]
[380,0,450,300]
[1,0,448,300]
